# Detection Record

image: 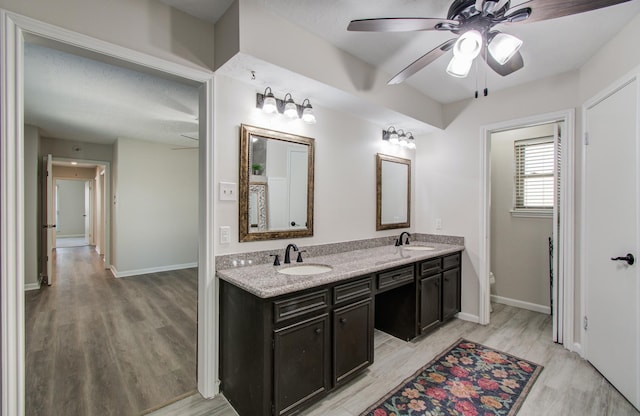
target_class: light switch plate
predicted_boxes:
[220,226,231,244]
[219,182,237,201]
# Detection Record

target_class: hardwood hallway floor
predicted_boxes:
[25,246,197,416]
[150,303,639,416]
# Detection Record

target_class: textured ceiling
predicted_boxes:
[24,42,200,147]
[165,0,640,104]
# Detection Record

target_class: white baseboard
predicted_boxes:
[456,312,480,323]
[57,234,85,238]
[24,282,41,291]
[491,295,551,315]
[110,262,197,278]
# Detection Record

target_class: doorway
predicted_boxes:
[0,11,217,416]
[489,122,559,316]
[480,109,575,346]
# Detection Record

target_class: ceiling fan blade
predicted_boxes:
[388,38,457,85]
[510,0,633,24]
[484,50,524,76]
[348,18,458,32]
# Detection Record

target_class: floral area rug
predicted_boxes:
[361,338,543,416]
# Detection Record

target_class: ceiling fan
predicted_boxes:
[348,0,632,85]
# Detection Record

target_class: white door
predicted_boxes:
[288,149,308,229]
[584,78,639,409]
[44,154,54,285]
[84,180,91,243]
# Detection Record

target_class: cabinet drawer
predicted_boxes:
[443,253,461,270]
[333,277,373,305]
[377,266,414,291]
[273,290,329,324]
[418,258,441,277]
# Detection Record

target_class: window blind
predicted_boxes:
[514,137,555,209]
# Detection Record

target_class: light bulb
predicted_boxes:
[488,33,523,65]
[283,93,298,119]
[446,55,473,78]
[453,30,482,60]
[301,100,316,124]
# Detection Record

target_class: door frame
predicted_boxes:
[581,68,640,361]
[49,158,111,265]
[0,10,218,416]
[479,109,575,348]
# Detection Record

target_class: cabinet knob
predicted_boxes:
[340,317,347,324]
[314,328,322,334]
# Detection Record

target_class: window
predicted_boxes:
[514,137,555,211]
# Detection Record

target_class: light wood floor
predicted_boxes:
[25,246,198,416]
[150,303,639,416]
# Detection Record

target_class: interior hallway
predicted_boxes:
[151,304,639,416]
[25,246,197,415]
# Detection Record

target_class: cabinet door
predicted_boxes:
[273,314,330,416]
[442,267,461,321]
[420,274,441,334]
[333,298,373,385]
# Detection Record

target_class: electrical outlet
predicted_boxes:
[219,182,237,201]
[435,218,442,230]
[220,226,231,244]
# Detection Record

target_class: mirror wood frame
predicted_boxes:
[376,153,411,231]
[239,124,315,242]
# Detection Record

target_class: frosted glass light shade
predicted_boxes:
[454,30,482,59]
[446,55,473,78]
[488,33,523,65]
[262,95,277,114]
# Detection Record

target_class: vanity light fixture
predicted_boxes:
[260,87,277,114]
[405,132,416,149]
[283,93,298,119]
[300,99,316,124]
[255,88,318,124]
[382,126,416,150]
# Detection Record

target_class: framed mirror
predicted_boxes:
[239,124,315,242]
[376,153,411,230]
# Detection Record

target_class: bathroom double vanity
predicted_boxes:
[218,242,463,416]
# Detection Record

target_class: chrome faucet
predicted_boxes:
[397,231,411,246]
[284,243,299,264]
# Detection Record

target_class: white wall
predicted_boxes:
[490,124,554,310]
[214,74,415,255]
[111,138,198,275]
[0,0,215,71]
[24,125,40,288]
[55,179,86,237]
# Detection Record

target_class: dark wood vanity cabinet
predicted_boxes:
[417,252,461,336]
[419,274,441,333]
[273,314,330,415]
[220,250,461,416]
[220,276,374,416]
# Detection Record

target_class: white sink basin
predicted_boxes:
[278,264,333,276]
[402,246,436,251]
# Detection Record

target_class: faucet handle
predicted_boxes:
[270,254,281,266]
[296,250,307,263]
[405,237,410,245]
[395,238,401,247]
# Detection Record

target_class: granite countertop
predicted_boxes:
[216,242,464,298]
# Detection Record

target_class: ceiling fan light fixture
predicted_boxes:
[488,32,523,65]
[453,30,483,60]
[446,55,473,78]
